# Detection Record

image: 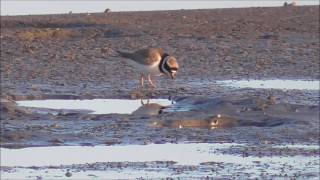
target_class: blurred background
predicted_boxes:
[1,0,319,16]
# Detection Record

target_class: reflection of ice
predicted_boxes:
[219,79,319,90]
[16,99,172,114]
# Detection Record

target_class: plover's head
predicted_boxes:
[162,56,179,79]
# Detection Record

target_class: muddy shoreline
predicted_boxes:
[1,6,319,100]
[1,5,319,179]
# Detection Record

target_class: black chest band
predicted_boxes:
[159,53,169,73]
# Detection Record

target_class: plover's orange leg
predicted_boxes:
[147,74,156,88]
[140,74,144,88]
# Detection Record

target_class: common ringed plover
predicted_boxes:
[117,48,179,88]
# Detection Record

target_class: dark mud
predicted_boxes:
[1,5,319,179]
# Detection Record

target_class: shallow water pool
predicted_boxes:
[1,143,319,179]
[219,79,319,90]
[17,99,173,114]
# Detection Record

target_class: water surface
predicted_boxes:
[219,79,319,90]
[17,99,172,114]
[1,143,319,179]
[1,143,318,166]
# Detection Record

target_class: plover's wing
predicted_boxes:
[117,48,164,66]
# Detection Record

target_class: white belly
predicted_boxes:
[126,60,161,76]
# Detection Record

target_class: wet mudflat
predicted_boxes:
[1,5,319,179]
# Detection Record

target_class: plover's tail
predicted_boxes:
[116,50,133,59]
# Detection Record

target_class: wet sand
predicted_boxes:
[1,5,319,179]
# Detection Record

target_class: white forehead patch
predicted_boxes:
[171,70,177,73]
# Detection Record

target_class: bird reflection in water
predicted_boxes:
[131,98,168,116]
